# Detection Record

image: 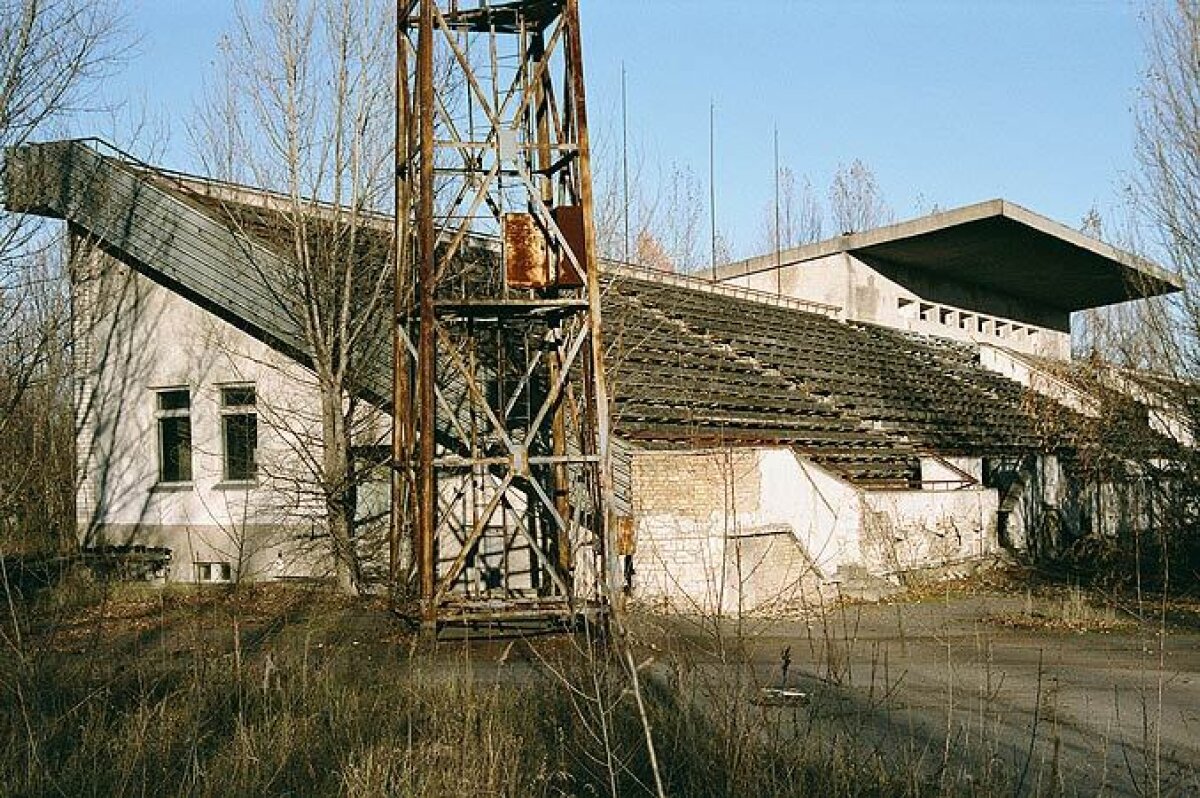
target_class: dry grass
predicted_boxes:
[0,575,1033,797]
[984,585,1139,633]
[7,571,1197,795]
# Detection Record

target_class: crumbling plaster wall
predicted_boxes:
[630,446,1006,613]
[860,488,999,574]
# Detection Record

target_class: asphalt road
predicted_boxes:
[653,592,1200,797]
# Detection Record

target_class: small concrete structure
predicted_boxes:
[629,447,998,613]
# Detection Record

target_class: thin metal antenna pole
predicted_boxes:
[774,125,782,296]
[621,62,630,264]
[709,100,717,281]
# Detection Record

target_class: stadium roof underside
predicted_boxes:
[721,199,1183,313]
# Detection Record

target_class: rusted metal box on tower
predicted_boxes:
[504,212,551,289]
[504,207,588,289]
[551,204,586,288]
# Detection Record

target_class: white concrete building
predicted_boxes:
[71,235,355,583]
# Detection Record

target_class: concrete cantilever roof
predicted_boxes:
[718,199,1184,313]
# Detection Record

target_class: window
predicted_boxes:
[156,389,192,483]
[195,561,232,583]
[221,385,257,482]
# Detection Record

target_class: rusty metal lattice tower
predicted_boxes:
[394,0,617,626]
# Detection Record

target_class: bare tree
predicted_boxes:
[1,0,127,263]
[1073,206,1177,370]
[635,162,708,273]
[1059,0,1200,590]
[588,107,729,272]
[191,0,394,594]
[758,167,823,254]
[828,159,891,235]
[0,0,127,552]
[0,0,125,146]
[634,229,674,273]
[0,249,73,553]
[589,100,645,264]
[1135,0,1200,378]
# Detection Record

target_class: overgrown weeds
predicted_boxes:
[985,584,1138,633]
[0,578,1080,797]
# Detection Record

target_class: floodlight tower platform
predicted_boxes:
[393,0,618,629]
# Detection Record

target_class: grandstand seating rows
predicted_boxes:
[601,274,1087,488]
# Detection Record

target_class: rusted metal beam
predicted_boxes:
[416,0,437,623]
[391,0,416,602]
[562,0,620,622]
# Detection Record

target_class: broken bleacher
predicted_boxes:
[601,269,1093,490]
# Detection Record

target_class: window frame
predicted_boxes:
[155,387,193,485]
[195,561,233,583]
[219,384,258,484]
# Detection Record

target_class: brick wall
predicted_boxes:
[632,449,760,519]
[629,448,824,615]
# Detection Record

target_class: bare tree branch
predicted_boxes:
[190,0,394,594]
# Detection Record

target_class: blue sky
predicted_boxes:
[105,0,1147,259]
